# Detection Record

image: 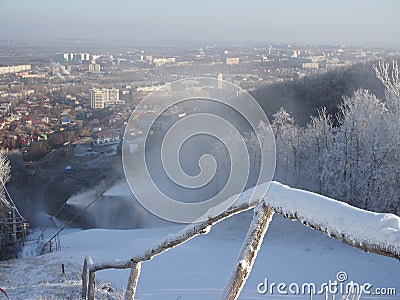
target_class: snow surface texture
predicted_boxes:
[82,181,400,299]
[1,181,400,299]
[1,216,400,299]
[264,182,400,258]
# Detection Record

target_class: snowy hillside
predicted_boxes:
[1,182,400,299]
[1,214,399,299]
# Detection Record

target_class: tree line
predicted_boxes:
[252,61,387,126]
[269,61,400,214]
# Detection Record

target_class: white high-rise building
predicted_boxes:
[88,63,101,72]
[90,87,120,109]
[54,52,90,63]
[107,87,120,104]
[90,89,106,109]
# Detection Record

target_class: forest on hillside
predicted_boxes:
[252,61,388,125]
[255,61,400,214]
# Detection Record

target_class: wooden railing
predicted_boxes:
[81,183,400,300]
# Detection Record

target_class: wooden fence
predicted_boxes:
[81,191,400,300]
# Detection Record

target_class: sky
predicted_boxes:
[0,0,399,47]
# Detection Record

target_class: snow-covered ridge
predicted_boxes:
[264,181,400,259]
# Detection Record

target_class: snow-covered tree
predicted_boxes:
[374,60,400,111]
[0,150,11,250]
[271,108,301,185]
[271,107,295,137]
[373,60,400,213]
[335,90,387,208]
[302,108,333,194]
[271,65,400,214]
[0,149,11,211]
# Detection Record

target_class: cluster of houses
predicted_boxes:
[0,92,83,150]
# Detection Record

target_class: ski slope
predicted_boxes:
[1,212,399,300]
[1,181,400,299]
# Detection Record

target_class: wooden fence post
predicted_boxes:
[125,261,142,300]
[82,258,89,299]
[88,270,96,300]
[221,203,274,300]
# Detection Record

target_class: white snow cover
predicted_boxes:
[1,181,400,299]
[210,180,400,258]
[86,181,400,276]
[81,181,400,299]
[263,181,400,257]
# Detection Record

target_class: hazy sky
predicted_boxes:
[1,0,399,47]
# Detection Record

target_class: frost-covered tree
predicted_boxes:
[271,107,295,137]
[0,150,11,248]
[271,108,301,185]
[271,60,400,214]
[302,108,333,194]
[374,60,400,111]
[0,149,11,210]
[373,61,400,213]
[335,90,387,208]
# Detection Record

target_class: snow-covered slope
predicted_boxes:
[1,182,400,299]
[1,214,399,300]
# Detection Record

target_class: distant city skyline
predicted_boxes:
[1,0,399,48]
